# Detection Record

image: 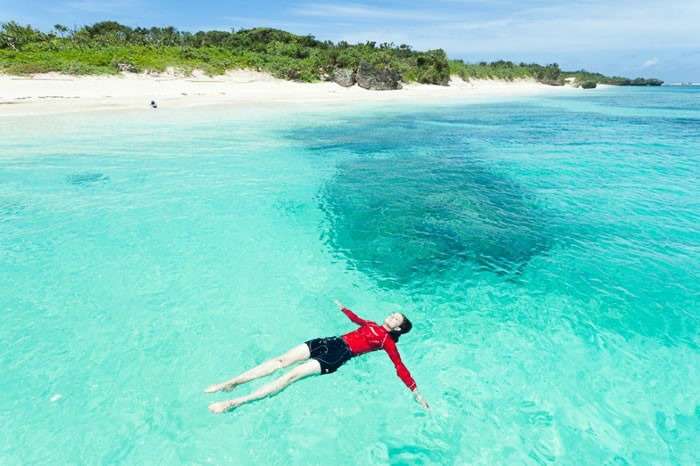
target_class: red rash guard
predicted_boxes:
[340,307,417,391]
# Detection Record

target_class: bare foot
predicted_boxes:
[208,400,240,414]
[204,383,224,393]
[204,381,237,393]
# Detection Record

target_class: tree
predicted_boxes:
[0,21,44,50]
[53,24,69,37]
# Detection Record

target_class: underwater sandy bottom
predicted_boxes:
[1,87,698,465]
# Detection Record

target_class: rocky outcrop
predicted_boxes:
[356,61,402,90]
[434,75,450,86]
[333,68,356,87]
[538,77,565,86]
[623,78,664,86]
[580,81,597,89]
[115,62,137,73]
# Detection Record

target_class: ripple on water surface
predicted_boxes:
[66,172,110,186]
[1,90,699,465]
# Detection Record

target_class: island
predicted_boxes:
[0,21,663,89]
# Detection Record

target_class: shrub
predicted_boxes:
[0,21,662,86]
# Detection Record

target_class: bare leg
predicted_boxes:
[209,359,321,414]
[205,343,310,393]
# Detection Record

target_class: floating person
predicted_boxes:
[150,100,158,109]
[206,300,429,413]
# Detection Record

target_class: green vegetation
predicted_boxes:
[0,21,449,83]
[449,60,663,87]
[561,69,663,86]
[0,20,662,86]
[449,60,565,85]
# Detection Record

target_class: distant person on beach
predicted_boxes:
[206,300,428,413]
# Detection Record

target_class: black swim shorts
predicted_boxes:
[305,337,353,374]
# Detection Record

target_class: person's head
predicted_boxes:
[384,312,412,342]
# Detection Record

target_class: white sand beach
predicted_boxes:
[0,69,584,116]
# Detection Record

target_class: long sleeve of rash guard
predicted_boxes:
[341,307,368,326]
[382,338,417,391]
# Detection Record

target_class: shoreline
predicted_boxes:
[0,70,590,117]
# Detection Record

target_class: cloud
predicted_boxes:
[64,0,134,14]
[291,3,451,22]
[642,57,659,68]
[284,1,700,57]
[410,2,699,54]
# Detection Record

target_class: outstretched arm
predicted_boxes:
[383,338,417,391]
[334,300,368,325]
[384,339,429,409]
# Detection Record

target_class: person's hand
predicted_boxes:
[413,390,430,410]
[333,300,345,310]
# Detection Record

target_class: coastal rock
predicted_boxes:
[116,62,137,73]
[581,81,597,89]
[435,75,450,86]
[333,68,356,87]
[356,61,402,90]
[538,77,565,86]
[626,78,664,86]
[319,68,332,82]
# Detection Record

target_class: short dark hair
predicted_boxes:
[389,314,412,342]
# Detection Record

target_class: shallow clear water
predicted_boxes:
[1,87,699,465]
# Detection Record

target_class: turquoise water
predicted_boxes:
[1,87,698,465]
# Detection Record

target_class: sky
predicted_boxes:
[2,0,699,82]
